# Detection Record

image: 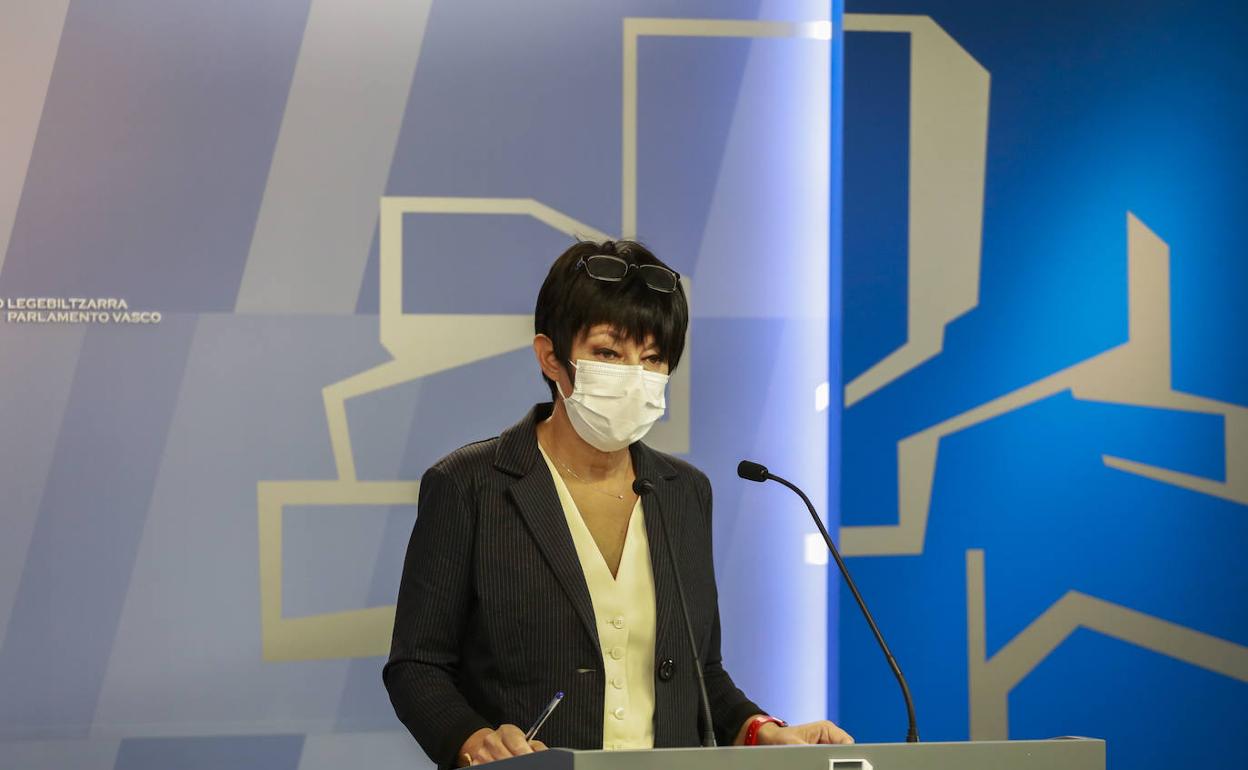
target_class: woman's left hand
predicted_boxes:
[756,719,854,745]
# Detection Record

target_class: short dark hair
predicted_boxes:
[534,239,688,401]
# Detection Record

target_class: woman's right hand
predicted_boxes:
[459,725,548,766]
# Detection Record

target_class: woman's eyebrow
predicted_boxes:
[587,328,622,342]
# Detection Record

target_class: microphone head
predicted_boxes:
[736,460,770,482]
[632,478,656,496]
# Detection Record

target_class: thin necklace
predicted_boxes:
[552,454,630,500]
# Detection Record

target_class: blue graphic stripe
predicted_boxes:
[842,30,909,383]
[0,316,198,736]
[0,0,311,312]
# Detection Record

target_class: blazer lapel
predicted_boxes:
[493,407,686,675]
[630,443,682,683]
[497,405,601,653]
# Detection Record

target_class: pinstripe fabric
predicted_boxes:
[383,404,764,768]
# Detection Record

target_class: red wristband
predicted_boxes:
[744,715,787,746]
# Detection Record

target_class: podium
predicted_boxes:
[489,738,1105,769]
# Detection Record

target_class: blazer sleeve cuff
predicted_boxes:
[438,712,493,768]
[717,699,766,746]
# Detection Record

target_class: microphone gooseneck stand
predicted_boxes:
[633,478,717,748]
[737,460,919,743]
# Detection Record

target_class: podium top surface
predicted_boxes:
[490,738,1106,770]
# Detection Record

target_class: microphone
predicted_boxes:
[737,460,920,743]
[633,477,717,748]
[736,460,769,483]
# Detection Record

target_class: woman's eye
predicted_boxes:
[595,349,619,359]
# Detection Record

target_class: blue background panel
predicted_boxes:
[839,2,1248,767]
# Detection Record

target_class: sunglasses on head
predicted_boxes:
[575,254,680,293]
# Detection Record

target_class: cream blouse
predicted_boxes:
[537,444,657,750]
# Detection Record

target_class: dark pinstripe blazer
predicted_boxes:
[383,403,763,767]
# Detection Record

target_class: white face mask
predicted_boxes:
[556,359,669,452]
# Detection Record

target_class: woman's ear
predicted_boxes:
[533,334,564,384]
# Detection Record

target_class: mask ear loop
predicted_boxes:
[554,360,578,401]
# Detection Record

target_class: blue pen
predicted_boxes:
[525,691,565,741]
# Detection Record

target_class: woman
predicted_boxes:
[384,240,852,767]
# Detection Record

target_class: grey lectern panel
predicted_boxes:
[491,738,1105,770]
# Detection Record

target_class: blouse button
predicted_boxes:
[611,676,625,689]
[611,615,626,629]
[612,707,626,720]
[609,646,624,660]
